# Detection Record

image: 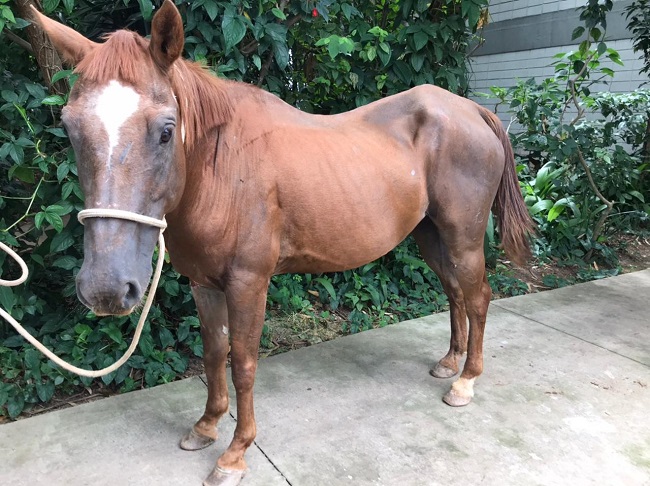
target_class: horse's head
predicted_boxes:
[33,1,187,315]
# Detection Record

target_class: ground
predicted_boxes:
[5,234,650,423]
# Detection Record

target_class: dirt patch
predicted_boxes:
[505,234,650,293]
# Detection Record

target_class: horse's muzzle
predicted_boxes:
[76,269,144,316]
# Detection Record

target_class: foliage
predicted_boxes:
[0,0,491,418]
[488,1,650,266]
[626,0,650,76]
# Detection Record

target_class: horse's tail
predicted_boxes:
[479,108,534,266]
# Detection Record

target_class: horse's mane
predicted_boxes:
[74,30,233,150]
[170,60,233,149]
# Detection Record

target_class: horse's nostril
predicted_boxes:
[124,281,141,306]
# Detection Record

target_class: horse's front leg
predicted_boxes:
[180,284,230,451]
[204,271,269,486]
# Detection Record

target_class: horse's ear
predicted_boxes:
[149,0,184,71]
[29,5,96,65]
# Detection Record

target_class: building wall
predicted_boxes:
[488,0,583,23]
[469,0,647,123]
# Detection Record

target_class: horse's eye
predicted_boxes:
[160,126,173,144]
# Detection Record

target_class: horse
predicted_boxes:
[32,2,533,484]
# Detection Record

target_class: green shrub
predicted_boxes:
[488,3,650,265]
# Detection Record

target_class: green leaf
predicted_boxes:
[158,327,175,349]
[101,323,123,344]
[410,53,425,72]
[572,26,585,40]
[45,213,64,233]
[57,163,69,182]
[529,199,554,215]
[0,287,14,313]
[7,395,24,418]
[46,127,67,138]
[377,43,391,66]
[138,333,154,357]
[273,41,289,69]
[590,27,601,41]
[11,166,35,184]
[136,0,153,20]
[204,0,219,21]
[327,38,340,59]
[1,7,15,23]
[547,204,566,222]
[45,204,69,216]
[51,69,73,84]
[222,12,247,51]
[36,382,55,402]
[24,348,41,370]
[62,0,75,14]
[42,95,66,106]
[1,90,18,103]
[35,212,46,230]
[413,31,428,51]
[52,256,78,270]
[314,277,337,301]
[341,3,354,20]
[163,279,180,296]
[271,7,286,20]
[467,4,481,29]
[24,83,45,100]
[43,0,60,14]
[628,190,645,203]
[252,54,261,71]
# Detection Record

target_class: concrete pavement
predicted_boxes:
[1,269,649,485]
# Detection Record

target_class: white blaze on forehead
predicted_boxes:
[94,80,140,166]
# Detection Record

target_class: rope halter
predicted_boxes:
[0,209,167,378]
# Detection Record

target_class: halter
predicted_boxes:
[0,209,167,378]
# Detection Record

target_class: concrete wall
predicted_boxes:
[469,0,647,123]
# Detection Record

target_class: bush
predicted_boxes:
[488,2,650,265]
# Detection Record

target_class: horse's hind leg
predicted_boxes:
[411,219,468,378]
[442,248,491,407]
[180,284,230,451]
[413,216,492,407]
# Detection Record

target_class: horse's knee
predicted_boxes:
[231,359,257,394]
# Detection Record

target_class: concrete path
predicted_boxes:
[1,270,649,486]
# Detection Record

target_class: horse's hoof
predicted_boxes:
[430,362,458,379]
[442,377,475,407]
[203,466,247,486]
[442,389,472,407]
[180,428,216,451]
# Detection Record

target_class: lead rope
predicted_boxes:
[0,209,167,378]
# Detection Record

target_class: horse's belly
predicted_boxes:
[276,169,427,274]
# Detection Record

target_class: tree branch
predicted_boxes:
[2,30,34,54]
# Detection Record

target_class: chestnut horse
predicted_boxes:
[33,2,532,484]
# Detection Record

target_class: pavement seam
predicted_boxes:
[229,411,294,485]
[492,301,650,368]
[200,375,292,483]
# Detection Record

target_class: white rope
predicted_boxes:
[0,209,167,378]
